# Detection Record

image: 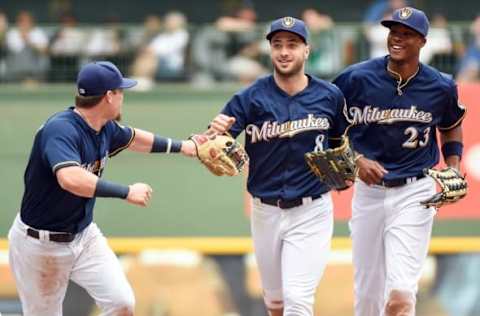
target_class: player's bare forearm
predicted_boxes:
[56,165,153,205]
[56,166,98,197]
[129,128,154,152]
[440,125,463,144]
[440,125,463,169]
[129,128,196,157]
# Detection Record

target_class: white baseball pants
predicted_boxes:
[350,177,436,316]
[8,214,135,316]
[251,193,334,316]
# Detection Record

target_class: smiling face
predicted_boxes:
[387,23,426,63]
[270,31,309,77]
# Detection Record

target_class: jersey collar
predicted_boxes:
[384,56,422,96]
[69,106,103,136]
[270,74,312,98]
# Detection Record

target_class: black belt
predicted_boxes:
[26,228,75,243]
[260,194,323,209]
[380,174,425,188]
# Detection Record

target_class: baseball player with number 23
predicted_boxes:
[209,17,351,316]
[334,7,467,316]
[8,61,197,316]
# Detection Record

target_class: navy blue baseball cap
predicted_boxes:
[77,61,137,96]
[266,16,309,43]
[381,7,429,37]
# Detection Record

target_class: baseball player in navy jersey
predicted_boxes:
[209,17,349,316]
[7,61,197,316]
[333,7,466,316]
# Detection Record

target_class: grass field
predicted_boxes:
[0,84,478,243]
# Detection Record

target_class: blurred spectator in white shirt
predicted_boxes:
[5,10,49,82]
[131,11,189,90]
[363,0,407,59]
[126,15,162,52]
[421,13,453,64]
[191,6,266,85]
[364,12,391,59]
[84,16,124,59]
[303,8,346,78]
[48,14,86,82]
[50,14,85,56]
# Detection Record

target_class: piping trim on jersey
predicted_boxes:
[52,161,81,173]
[438,107,467,131]
[387,65,420,96]
[166,138,172,154]
[109,127,136,157]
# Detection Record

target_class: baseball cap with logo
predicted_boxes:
[381,7,430,37]
[266,16,309,43]
[77,61,137,96]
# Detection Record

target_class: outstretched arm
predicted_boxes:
[128,128,196,157]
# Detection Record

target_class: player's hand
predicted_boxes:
[126,183,153,207]
[356,156,388,185]
[208,114,235,135]
[181,139,198,157]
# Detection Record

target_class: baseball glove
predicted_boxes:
[421,167,467,208]
[304,136,357,191]
[189,133,248,176]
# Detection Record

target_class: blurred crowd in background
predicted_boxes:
[0,0,480,88]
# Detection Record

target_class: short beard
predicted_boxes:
[273,59,304,78]
[115,114,122,122]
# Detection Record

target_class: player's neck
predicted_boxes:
[74,107,107,132]
[273,71,308,96]
[387,57,420,80]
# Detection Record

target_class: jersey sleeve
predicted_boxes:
[220,92,249,138]
[438,82,467,131]
[107,121,135,157]
[42,121,81,173]
[329,86,350,139]
[332,70,353,105]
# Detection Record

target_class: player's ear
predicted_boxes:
[305,44,310,59]
[420,36,426,48]
[104,90,114,104]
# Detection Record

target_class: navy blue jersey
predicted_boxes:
[20,107,134,233]
[334,56,466,180]
[222,74,348,200]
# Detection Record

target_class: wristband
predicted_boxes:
[94,179,129,199]
[151,135,182,153]
[441,141,463,160]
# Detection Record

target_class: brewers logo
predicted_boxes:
[282,16,295,28]
[399,7,413,20]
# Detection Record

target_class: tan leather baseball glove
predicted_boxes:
[304,136,357,191]
[189,134,249,176]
